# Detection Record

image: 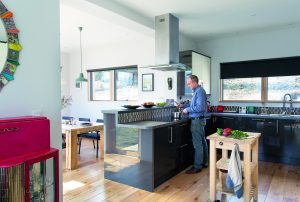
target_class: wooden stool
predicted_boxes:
[207,132,260,202]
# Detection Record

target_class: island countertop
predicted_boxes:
[117,117,191,129]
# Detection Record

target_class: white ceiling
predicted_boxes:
[88,0,300,41]
[61,0,300,52]
[60,0,154,52]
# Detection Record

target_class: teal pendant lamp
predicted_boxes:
[76,26,88,82]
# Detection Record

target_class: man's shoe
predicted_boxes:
[202,164,208,168]
[185,166,201,174]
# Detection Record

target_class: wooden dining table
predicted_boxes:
[62,122,104,170]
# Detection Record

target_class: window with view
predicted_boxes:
[89,66,138,101]
[267,75,300,101]
[91,71,112,101]
[220,56,300,102]
[221,76,300,102]
[115,68,138,101]
[222,78,262,101]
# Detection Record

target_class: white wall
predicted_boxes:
[0,0,62,199]
[61,52,71,115]
[198,25,300,107]
[63,33,197,120]
[66,34,154,121]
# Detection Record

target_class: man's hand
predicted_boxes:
[182,108,188,114]
[175,101,183,108]
[177,103,183,108]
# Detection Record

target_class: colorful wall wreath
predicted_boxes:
[0,1,22,92]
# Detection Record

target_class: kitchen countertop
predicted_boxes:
[102,106,176,114]
[209,112,300,120]
[117,117,191,129]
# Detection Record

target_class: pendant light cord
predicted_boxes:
[79,26,83,73]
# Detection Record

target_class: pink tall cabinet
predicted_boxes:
[0,116,59,202]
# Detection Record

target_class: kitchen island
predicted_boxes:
[102,107,197,191]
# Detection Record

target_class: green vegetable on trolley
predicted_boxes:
[217,128,223,136]
[216,128,249,139]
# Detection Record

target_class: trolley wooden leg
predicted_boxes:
[244,144,251,202]
[252,139,259,201]
[209,140,217,201]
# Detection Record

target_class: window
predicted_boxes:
[267,76,300,101]
[222,78,261,101]
[91,71,112,101]
[221,76,300,102]
[115,68,138,101]
[220,56,300,102]
[89,66,138,101]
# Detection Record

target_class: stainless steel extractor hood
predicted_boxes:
[141,13,190,71]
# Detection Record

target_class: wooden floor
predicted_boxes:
[63,139,300,202]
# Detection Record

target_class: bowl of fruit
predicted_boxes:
[142,102,155,108]
[156,102,167,107]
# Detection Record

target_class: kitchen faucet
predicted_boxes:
[282,93,293,115]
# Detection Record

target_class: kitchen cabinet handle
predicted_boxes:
[276,120,279,134]
[219,141,223,146]
[221,117,234,120]
[168,127,173,143]
[180,123,188,127]
[179,143,188,148]
[252,118,265,122]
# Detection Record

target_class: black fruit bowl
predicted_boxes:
[122,105,141,109]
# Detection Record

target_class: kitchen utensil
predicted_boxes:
[239,106,247,114]
[207,101,212,112]
[247,106,255,114]
[172,111,181,119]
[166,99,174,106]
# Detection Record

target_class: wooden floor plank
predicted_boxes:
[63,139,300,202]
[265,164,289,202]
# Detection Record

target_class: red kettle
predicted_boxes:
[217,105,224,113]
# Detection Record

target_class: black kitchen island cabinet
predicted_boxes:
[102,107,195,192]
[154,126,177,187]
[206,113,300,165]
[154,122,194,188]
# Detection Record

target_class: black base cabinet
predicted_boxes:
[206,115,300,166]
[280,120,300,165]
[154,121,194,188]
[245,117,265,157]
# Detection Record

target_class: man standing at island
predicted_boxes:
[179,75,208,174]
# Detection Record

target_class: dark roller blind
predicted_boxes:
[220,56,300,79]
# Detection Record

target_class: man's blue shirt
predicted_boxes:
[184,85,207,118]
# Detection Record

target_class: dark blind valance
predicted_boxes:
[220,56,300,79]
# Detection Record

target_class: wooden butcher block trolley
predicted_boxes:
[207,132,261,202]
